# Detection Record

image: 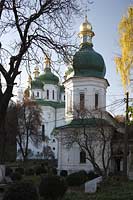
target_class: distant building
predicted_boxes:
[24,56,65,159]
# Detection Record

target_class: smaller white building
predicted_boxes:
[27,56,66,159]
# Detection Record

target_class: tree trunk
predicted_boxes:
[0,165,5,183]
[0,114,7,163]
[0,90,12,163]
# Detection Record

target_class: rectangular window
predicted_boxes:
[37,92,39,97]
[52,90,54,100]
[95,93,98,109]
[80,151,86,163]
[42,125,45,141]
[80,93,85,110]
[47,90,49,99]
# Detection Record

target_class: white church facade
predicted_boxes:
[22,16,127,175]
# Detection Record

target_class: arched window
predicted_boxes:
[80,150,86,163]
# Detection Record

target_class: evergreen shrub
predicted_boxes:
[15,167,24,175]
[66,170,88,187]
[25,168,34,176]
[39,175,67,200]
[87,171,99,180]
[10,172,22,181]
[35,165,47,175]
[60,170,68,177]
[5,166,13,177]
[3,181,39,200]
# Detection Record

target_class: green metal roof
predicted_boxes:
[73,43,106,78]
[36,99,65,108]
[39,68,59,85]
[31,78,44,89]
[56,118,112,129]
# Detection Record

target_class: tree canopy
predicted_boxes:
[0,0,87,162]
[115,6,133,91]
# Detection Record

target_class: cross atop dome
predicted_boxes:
[44,55,51,70]
[33,66,40,78]
[79,15,95,45]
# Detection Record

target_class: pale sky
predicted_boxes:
[81,0,132,115]
[14,0,132,115]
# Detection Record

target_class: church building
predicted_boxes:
[23,16,127,175]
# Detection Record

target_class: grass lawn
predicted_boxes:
[10,171,133,200]
[63,180,133,200]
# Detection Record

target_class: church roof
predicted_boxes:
[36,99,65,108]
[56,118,113,129]
[31,77,44,89]
[39,68,59,85]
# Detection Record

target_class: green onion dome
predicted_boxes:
[31,77,44,89]
[39,68,59,85]
[73,16,106,78]
[73,43,106,78]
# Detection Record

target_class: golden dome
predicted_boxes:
[79,15,94,38]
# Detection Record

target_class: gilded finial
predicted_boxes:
[44,55,51,69]
[79,15,95,45]
[33,66,40,78]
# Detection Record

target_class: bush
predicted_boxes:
[66,170,88,187]
[51,167,57,175]
[60,170,68,177]
[10,172,22,181]
[3,181,39,200]
[5,166,13,177]
[39,175,67,200]
[87,171,99,180]
[15,167,24,175]
[25,168,34,176]
[35,165,47,176]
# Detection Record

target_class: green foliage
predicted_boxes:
[25,168,35,176]
[3,181,39,200]
[5,166,13,176]
[87,171,99,180]
[10,172,22,181]
[66,170,88,187]
[15,167,25,175]
[35,165,47,175]
[60,170,68,177]
[39,175,68,200]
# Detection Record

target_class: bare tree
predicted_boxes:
[59,108,115,177]
[42,145,55,160]
[0,0,85,162]
[15,100,42,161]
[0,0,5,18]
